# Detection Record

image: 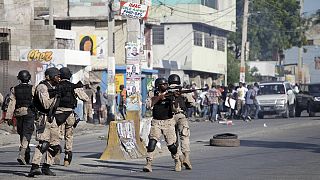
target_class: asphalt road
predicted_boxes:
[1,114,320,180]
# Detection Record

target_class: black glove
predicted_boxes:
[47,116,53,123]
[73,118,80,128]
[75,81,84,89]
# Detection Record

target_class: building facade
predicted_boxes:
[148,0,236,87]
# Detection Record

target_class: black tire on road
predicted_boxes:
[295,105,301,117]
[282,104,289,118]
[308,103,315,117]
[212,133,238,139]
[209,138,240,147]
[289,104,295,118]
[258,112,264,119]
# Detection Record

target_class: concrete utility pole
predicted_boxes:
[126,0,142,112]
[107,0,116,117]
[298,0,304,83]
[49,0,53,26]
[239,0,249,83]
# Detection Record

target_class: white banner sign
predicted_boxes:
[120,1,148,19]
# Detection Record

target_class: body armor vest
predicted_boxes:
[173,95,187,112]
[153,95,173,120]
[58,81,77,108]
[14,84,33,109]
[33,80,53,114]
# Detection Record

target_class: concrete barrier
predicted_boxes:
[100,110,146,160]
[100,121,125,160]
[126,110,147,155]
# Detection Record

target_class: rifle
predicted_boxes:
[166,86,208,97]
[73,112,81,128]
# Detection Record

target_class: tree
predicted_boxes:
[227,49,257,85]
[229,0,303,61]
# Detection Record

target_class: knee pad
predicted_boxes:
[147,139,157,152]
[48,145,61,157]
[37,141,50,154]
[167,144,178,155]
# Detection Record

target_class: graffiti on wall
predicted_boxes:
[27,50,53,62]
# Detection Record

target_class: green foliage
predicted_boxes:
[227,50,259,84]
[227,50,240,84]
[229,0,303,61]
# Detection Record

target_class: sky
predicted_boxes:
[304,0,320,16]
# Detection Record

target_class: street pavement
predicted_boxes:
[1,114,320,179]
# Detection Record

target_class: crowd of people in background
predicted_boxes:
[180,82,261,122]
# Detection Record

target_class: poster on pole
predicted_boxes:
[126,64,141,78]
[120,1,149,19]
[108,57,116,95]
[126,77,141,111]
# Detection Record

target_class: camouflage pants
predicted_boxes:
[147,118,178,160]
[174,113,190,154]
[16,111,34,149]
[32,115,60,166]
[83,103,93,123]
[59,112,75,152]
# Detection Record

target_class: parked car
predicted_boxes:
[295,83,320,117]
[256,81,296,119]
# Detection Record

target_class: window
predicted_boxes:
[204,33,214,49]
[95,21,108,28]
[194,31,202,46]
[201,0,218,9]
[0,32,9,60]
[54,21,71,30]
[152,25,164,45]
[217,37,225,51]
[57,38,75,49]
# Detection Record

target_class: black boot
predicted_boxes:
[27,164,42,177]
[41,163,56,176]
[64,151,72,166]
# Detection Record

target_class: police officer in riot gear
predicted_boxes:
[143,77,181,172]
[55,67,89,166]
[28,67,61,177]
[168,74,194,170]
[5,70,35,165]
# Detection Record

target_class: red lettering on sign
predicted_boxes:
[129,3,141,8]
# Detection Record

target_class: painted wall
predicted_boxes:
[153,24,227,76]
[284,46,320,83]
[149,0,236,32]
[247,61,277,77]
[69,0,108,17]
[0,0,35,61]
[152,24,193,69]
[71,20,127,69]
[192,37,227,74]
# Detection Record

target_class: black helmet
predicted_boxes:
[168,74,181,85]
[45,67,60,79]
[17,70,31,83]
[59,67,72,80]
[155,77,168,88]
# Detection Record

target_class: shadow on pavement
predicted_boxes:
[240,139,320,153]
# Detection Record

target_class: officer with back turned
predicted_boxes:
[143,77,181,172]
[168,74,195,170]
[55,67,89,166]
[5,70,35,165]
[28,67,61,177]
